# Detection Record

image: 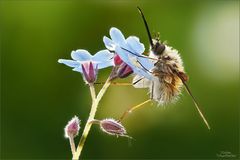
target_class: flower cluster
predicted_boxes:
[58,49,114,83]
[104,28,154,80]
[58,27,155,84]
[59,27,151,158]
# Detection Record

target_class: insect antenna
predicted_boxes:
[135,59,153,74]
[120,47,158,61]
[137,6,154,48]
[176,72,211,130]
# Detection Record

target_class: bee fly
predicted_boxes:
[122,7,210,130]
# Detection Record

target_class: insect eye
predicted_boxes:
[152,42,165,55]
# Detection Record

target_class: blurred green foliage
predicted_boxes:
[0,0,239,159]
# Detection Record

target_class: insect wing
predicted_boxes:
[132,75,151,88]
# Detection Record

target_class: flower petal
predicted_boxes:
[97,61,114,69]
[92,50,114,62]
[133,66,154,80]
[71,50,92,61]
[115,46,154,80]
[58,59,80,68]
[72,67,83,73]
[73,62,98,73]
[137,57,154,71]
[110,27,126,45]
[115,46,131,65]
[103,36,115,50]
[126,36,145,54]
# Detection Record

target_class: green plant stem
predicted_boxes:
[89,83,96,101]
[73,78,111,159]
[69,136,76,156]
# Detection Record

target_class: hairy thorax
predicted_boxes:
[149,45,187,105]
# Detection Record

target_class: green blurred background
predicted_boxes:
[0,0,239,159]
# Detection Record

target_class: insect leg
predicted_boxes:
[94,82,132,86]
[118,99,151,122]
[151,81,154,100]
[132,77,144,85]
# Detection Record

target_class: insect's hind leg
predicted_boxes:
[150,81,154,100]
[94,82,132,86]
[118,99,152,122]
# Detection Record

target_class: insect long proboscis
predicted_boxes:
[137,6,154,48]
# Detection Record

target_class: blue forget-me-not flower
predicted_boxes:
[58,49,114,83]
[103,27,154,80]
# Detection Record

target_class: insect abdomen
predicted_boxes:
[151,74,183,105]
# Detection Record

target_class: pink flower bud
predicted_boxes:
[81,61,98,83]
[64,116,80,138]
[117,63,133,78]
[109,58,133,80]
[99,118,127,137]
[113,54,123,66]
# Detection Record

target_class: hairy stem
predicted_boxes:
[73,79,111,159]
[69,136,76,156]
[89,83,96,101]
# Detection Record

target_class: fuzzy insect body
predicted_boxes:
[133,44,188,105]
[150,44,188,104]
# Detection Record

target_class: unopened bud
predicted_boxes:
[117,63,133,78]
[81,61,98,83]
[99,118,127,137]
[109,62,133,80]
[64,116,80,138]
[113,54,123,66]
